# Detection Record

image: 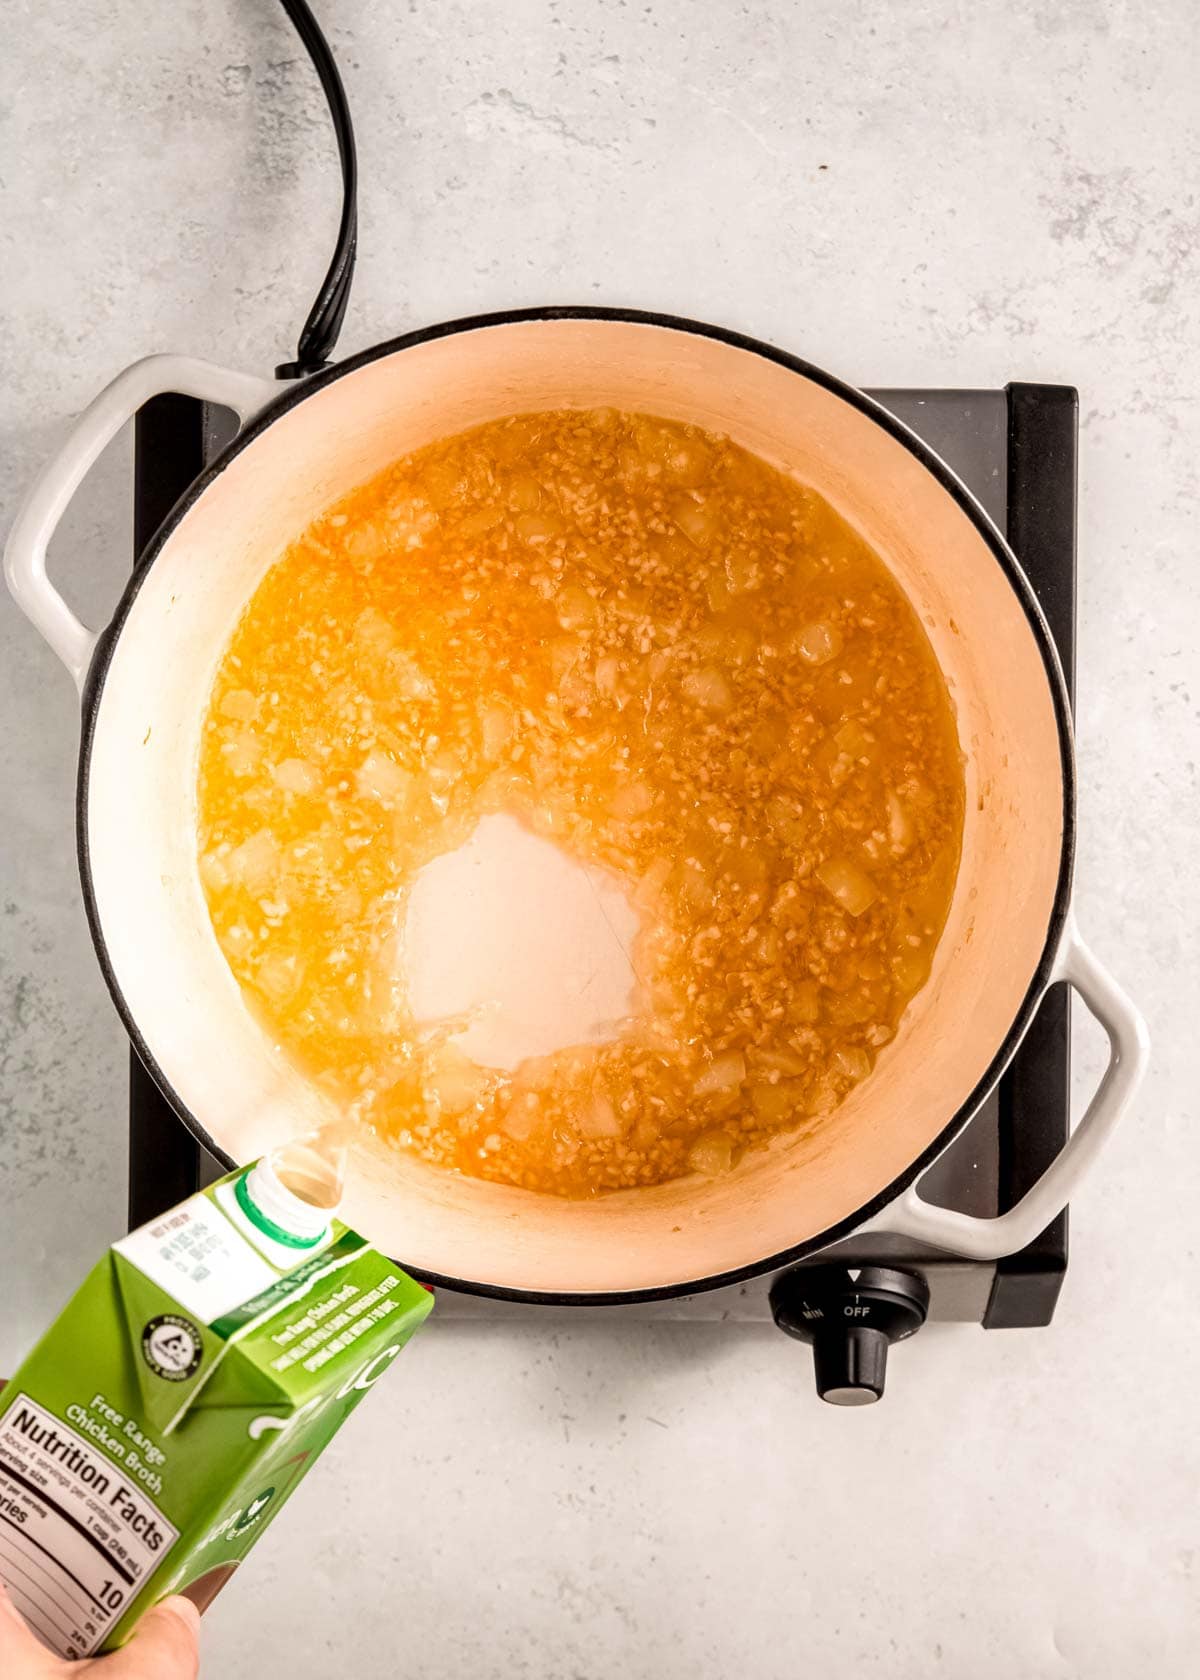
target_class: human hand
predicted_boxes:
[0,1578,200,1678]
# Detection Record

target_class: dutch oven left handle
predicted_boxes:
[862,916,1150,1260]
[4,355,279,693]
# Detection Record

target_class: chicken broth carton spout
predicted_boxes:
[0,1145,431,1659]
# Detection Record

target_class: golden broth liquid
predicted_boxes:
[197,409,964,1196]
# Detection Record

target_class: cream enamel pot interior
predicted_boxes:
[5,309,1148,1300]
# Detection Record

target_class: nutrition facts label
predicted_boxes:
[0,1396,177,1660]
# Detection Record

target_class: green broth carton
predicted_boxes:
[0,1149,431,1659]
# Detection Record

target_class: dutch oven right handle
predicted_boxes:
[862,917,1149,1261]
[4,354,279,694]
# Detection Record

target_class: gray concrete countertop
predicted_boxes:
[2,3,1196,1675]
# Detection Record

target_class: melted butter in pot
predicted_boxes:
[197,408,964,1196]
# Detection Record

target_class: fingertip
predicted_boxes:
[128,1594,201,1676]
[0,1576,36,1645]
[148,1585,200,1639]
[0,1574,25,1622]
[158,1593,202,1635]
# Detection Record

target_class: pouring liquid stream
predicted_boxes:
[260,811,643,1227]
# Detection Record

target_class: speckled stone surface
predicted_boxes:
[1,2,1197,1675]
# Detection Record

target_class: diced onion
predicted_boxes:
[611,780,654,820]
[556,584,601,630]
[753,1046,808,1077]
[787,981,821,1024]
[354,607,399,656]
[548,635,585,678]
[765,794,807,848]
[219,689,260,723]
[480,705,513,760]
[271,757,320,796]
[501,1092,541,1141]
[220,729,263,778]
[834,719,873,759]
[254,951,303,1006]
[664,440,708,486]
[671,496,717,546]
[355,751,410,804]
[835,1047,872,1082]
[577,1093,624,1140]
[887,790,915,851]
[795,620,844,666]
[387,494,438,548]
[694,1051,746,1097]
[517,511,563,544]
[224,830,279,894]
[891,944,931,992]
[724,551,759,595]
[695,620,758,665]
[593,655,621,695]
[676,857,712,915]
[457,504,503,538]
[754,926,782,965]
[391,652,435,701]
[750,1079,803,1124]
[681,667,733,712]
[816,857,878,917]
[687,1129,735,1175]
[199,849,229,891]
[425,1048,491,1116]
[509,475,542,512]
[705,570,732,613]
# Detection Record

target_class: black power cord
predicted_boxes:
[275,0,358,379]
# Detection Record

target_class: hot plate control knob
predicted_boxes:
[769,1265,931,1406]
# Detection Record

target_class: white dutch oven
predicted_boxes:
[5,309,1148,1300]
